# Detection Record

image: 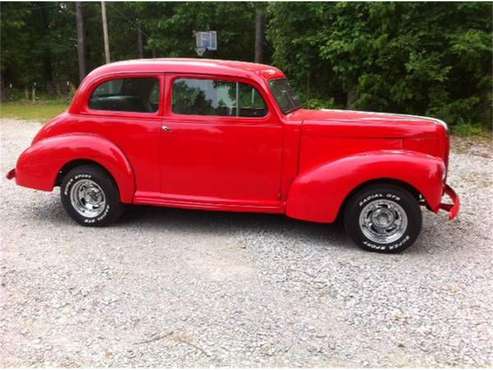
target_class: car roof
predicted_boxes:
[85,58,286,81]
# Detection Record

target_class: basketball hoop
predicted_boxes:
[195,47,206,57]
[194,31,217,57]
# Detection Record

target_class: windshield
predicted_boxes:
[269,78,302,114]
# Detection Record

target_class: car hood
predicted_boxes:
[285,108,447,138]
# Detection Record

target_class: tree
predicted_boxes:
[0,2,32,99]
[267,3,342,107]
[101,1,110,64]
[255,5,266,63]
[268,2,492,127]
[138,2,258,60]
[75,2,86,82]
[1,2,491,129]
[1,2,79,96]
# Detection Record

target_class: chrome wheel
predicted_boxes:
[69,179,106,218]
[358,199,408,244]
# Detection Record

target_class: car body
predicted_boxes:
[6,58,460,252]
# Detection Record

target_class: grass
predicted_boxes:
[451,122,491,137]
[1,99,491,139]
[0,99,69,122]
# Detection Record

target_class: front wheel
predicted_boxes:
[60,165,124,226]
[343,184,422,253]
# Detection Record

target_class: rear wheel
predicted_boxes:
[343,184,422,253]
[60,165,124,226]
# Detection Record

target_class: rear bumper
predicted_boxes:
[439,184,460,220]
[6,168,16,180]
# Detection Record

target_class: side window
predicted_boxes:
[89,78,160,113]
[172,78,267,117]
[173,79,236,116]
[238,83,267,117]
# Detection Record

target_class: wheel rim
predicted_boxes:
[359,199,408,244]
[69,179,106,218]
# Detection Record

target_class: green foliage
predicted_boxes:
[452,122,490,137]
[0,2,263,90]
[304,97,337,110]
[1,2,491,132]
[140,2,257,60]
[1,2,81,92]
[268,2,492,129]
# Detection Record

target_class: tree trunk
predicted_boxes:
[137,26,144,58]
[254,8,265,63]
[40,6,54,94]
[75,2,86,83]
[0,72,5,102]
[101,1,110,64]
[346,87,358,109]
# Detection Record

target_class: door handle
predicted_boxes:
[161,125,172,132]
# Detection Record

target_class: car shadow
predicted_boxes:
[29,195,358,253]
[121,204,349,246]
[32,196,452,255]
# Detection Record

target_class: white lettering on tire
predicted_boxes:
[363,235,410,251]
[359,192,401,207]
[82,202,109,224]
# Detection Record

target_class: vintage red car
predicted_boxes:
[6,58,460,253]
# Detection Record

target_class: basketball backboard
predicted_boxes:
[195,31,217,52]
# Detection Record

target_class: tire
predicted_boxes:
[60,165,124,226]
[343,184,422,253]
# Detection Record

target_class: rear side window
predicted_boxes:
[89,78,160,113]
[172,78,267,117]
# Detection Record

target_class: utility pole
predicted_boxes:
[75,2,86,82]
[254,8,265,63]
[101,1,110,64]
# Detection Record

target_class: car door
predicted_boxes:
[80,73,164,194]
[159,74,283,208]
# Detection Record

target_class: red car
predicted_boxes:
[6,58,460,253]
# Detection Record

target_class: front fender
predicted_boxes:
[15,133,135,203]
[286,150,445,223]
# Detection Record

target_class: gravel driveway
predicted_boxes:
[1,118,492,367]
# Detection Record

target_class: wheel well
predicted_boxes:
[338,178,424,221]
[56,159,116,188]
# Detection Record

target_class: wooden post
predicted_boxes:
[101,1,111,64]
[75,2,86,82]
[254,8,265,63]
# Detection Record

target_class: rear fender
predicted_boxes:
[15,134,135,203]
[286,150,445,223]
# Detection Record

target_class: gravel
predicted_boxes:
[1,118,492,367]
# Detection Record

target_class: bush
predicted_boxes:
[268,2,492,131]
